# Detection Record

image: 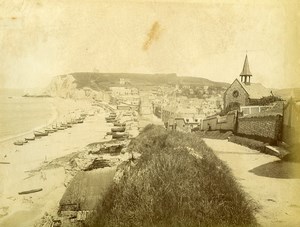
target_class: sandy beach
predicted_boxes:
[0,99,112,226]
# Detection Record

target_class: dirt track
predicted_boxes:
[204,139,300,227]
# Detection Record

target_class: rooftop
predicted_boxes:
[238,80,271,99]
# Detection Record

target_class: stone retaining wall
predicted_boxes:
[237,115,282,144]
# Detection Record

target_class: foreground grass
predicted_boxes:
[87,125,257,227]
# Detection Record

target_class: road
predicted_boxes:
[204,139,300,227]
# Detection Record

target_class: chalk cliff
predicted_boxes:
[43,74,109,101]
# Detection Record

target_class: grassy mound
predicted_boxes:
[88,125,257,227]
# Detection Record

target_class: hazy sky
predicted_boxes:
[0,0,299,89]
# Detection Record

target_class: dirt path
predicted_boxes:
[204,139,300,227]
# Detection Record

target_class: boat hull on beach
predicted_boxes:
[14,141,24,146]
[112,132,129,139]
[111,127,126,132]
[113,122,126,127]
[34,131,49,137]
[25,136,35,141]
[18,188,43,195]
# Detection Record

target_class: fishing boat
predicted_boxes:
[14,140,24,146]
[25,135,35,141]
[45,128,56,133]
[77,119,84,123]
[106,119,117,123]
[112,132,129,139]
[123,112,132,116]
[34,131,49,137]
[56,123,67,130]
[114,122,126,127]
[111,127,126,132]
[105,116,115,120]
[61,123,69,129]
[80,113,88,118]
[109,113,117,117]
[18,188,43,195]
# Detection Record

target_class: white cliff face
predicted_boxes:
[44,75,76,98]
[44,74,109,101]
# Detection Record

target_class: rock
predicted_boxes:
[84,158,110,171]
[0,206,9,218]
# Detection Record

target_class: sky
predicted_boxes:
[0,0,299,89]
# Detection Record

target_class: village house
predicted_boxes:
[119,78,131,85]
[223,55,271,109]
[110,87,132,96]
[173,117,202,133]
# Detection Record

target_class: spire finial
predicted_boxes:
[240,54,252,84]
[240,54,252,76]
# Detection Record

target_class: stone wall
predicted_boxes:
[202,117,218,130]
[237,115,282,143]
[224,79,249,108]
[216,111,237,132]
[282,100,300,145]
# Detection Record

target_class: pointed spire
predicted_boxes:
[240,54,252,76]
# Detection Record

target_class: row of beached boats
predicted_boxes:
[13,113,88,146]
[105,112,129,140]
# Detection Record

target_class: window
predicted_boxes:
[232,90,239,98]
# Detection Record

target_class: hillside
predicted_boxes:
[273,88,300,101]
[41,72,229,99]
[67,72,229,90]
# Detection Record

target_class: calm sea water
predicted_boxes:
[0,89,55,142]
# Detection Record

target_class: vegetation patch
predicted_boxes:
[88,125,257,227]
[229,135,267,152]
[194,130,233,140]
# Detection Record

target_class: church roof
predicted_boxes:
[239,81,271,99]
[240,54,252,76]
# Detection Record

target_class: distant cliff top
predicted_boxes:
[59,72,228,91]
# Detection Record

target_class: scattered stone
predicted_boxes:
[84,158,111,171]
[0,206,9,218]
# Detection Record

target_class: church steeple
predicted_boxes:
[240,54,252,85]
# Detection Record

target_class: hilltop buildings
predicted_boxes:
[223,55,271,108]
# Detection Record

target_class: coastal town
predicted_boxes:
[1,0,300,226]
[1,55,300,226]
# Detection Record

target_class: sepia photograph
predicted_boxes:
[0,0,300,226]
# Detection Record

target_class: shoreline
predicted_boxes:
[0,101,158,226]
[0,99,106,226]
[0,98,58,145]
[0,98,92,158]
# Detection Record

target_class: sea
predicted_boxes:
[0,89,56,143]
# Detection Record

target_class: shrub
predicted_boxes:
[249,96,283,106]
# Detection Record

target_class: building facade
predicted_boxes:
[224,55,271,108]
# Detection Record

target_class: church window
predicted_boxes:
[232,90,239,98]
